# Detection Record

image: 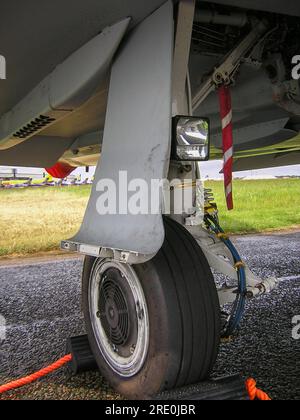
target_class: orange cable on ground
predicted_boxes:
[246,378,272,401]
[0,356,272,401]
[0,354,72,395]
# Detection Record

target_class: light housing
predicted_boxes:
[172,116,210,161]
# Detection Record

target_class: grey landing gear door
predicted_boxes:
[62,2,174,263]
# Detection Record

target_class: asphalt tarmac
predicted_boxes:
[0,232,299,400]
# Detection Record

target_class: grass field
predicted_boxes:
[0,179,299,257]
[207,179,300,233]
[0,186,90,257]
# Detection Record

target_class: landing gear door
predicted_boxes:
[64,2,174,261]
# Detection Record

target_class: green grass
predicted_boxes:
[0,179,299,257]
[206,179,300,234]
[0,186,91,257]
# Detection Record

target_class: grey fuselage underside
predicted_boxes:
[1,0,300,170]
[1,0,299,118]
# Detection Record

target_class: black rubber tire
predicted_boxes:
[82,217,220,399]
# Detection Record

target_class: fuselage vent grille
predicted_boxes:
[13,115,56,139]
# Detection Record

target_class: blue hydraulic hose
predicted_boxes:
[205,215,247,336]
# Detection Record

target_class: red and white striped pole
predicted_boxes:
[218,85,234,210]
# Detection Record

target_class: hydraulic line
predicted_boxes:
[194,10,248,28]
[204,213,247,337]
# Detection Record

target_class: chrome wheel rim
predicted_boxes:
[89,259,149,378]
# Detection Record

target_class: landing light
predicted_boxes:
[172,116,210,161]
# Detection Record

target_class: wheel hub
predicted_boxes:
[89,260,149,377]
[99,268,137,350]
